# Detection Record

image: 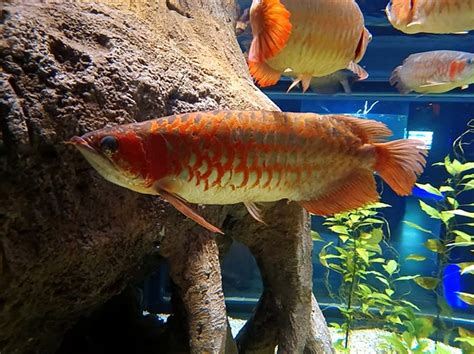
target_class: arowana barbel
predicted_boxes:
[70,111,427,234]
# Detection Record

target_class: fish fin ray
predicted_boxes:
[334,115,393,143]
[248,0,292,63]
[287,77,301,93]
[406,21,421,28]
[301,75,312,93]
[248,60,282,87]
[156,187,224,234]
[299,170,379,216]
[347,61,368,81]
[374,139,427,196]
[389,66,411,94]
[340,79,352,93]
[244,202,267,224]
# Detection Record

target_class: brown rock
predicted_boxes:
[0,1,332,353]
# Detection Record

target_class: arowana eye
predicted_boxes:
[99,135,118,154]
[467,58,474,65]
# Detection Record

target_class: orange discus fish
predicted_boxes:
[390,50,474,94]
[386,0,474,34]
[70,111,427,234]
[248,0,372,92]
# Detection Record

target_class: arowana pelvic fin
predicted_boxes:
[156,187,224,234]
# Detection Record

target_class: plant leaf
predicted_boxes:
[310,230,323,242]
[414,276,439,290]
[446,197,459,209]
[394,275,419,282]
[446,209,474,218]
[403,221,433,234]
[406,254,426,262]
[424,239,444,253]
[416,183,443,196]
[458,327,474,338]
[457,292,474,305]
[455,337,474,346]
[440,186,455,192]
[329,225,349,235]
[440,211,455,225]
[419,201,441,219]
[460,162,474,173]
[458,263,474,275]
[318,242,332,268]
[453,230,472,243]
[461,173,474,181]
[383,260,398,275]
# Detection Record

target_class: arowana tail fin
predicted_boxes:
[248,0,292,63]
[389,66,412,94]
[374,139,427,196]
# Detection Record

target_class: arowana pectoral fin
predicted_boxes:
[156,187,224,234]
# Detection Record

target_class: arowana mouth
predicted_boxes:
[68,136,98,155]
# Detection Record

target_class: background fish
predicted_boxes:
[70,111,427,234]
[309,67,367,94]
[390,50,474,94]
[248,0,371,92]
[386,0,474,34]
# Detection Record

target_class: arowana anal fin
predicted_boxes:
[248,0,292,63]
[299,170,379,216]
[156,187,224,234]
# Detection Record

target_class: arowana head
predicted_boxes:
[69,123,169,194]
[456,57,474,82]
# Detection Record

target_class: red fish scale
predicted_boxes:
[145,111,367,196]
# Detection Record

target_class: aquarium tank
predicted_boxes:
[141,0,474,352]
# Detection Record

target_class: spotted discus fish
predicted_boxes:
[390,50,474,94]
[70,111,427,234]
[248,0,371,92]
[386,0,474,34]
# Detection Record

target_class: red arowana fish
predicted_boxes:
[247,0,371,92]
[70,111,427,234]
[386,0,474,34]
[390,50,474,94]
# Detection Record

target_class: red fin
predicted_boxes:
[248,60,282,87]
[248,0,292,63]
[347,61,369,81]
[335,115,393,143]
[374,139,427,196]
[299,170,379,216]
[156,188,224,234]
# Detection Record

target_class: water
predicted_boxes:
[143,0,474,350]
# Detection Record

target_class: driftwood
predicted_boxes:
[0,1,333,353]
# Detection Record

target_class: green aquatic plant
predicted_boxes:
[316,203,419,350]
[380,309,456,354]
[404,120,474,351]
